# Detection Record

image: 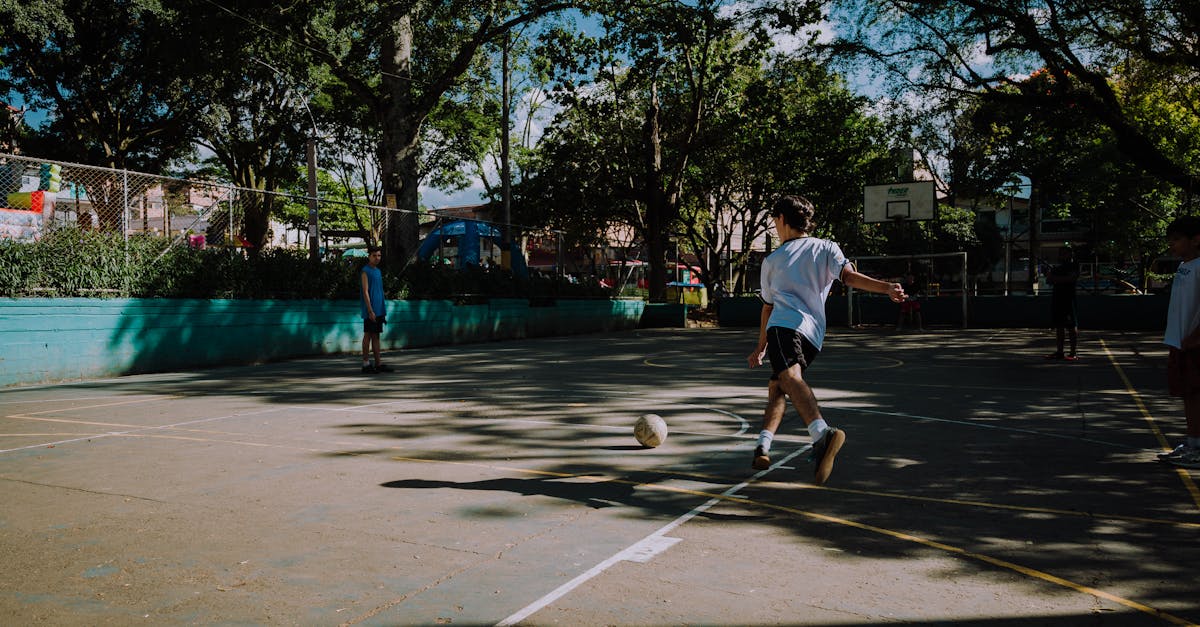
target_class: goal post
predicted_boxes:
[845,252,969,329]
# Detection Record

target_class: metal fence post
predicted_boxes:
[123,168,130,296]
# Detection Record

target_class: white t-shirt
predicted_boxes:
[760,237,850,350]
[1164,257,1200,349]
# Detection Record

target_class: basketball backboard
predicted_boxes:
[863,181,936,223]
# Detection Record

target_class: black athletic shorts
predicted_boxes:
[765,327,819,380]
[1051,292,1077,328]
[1168,347,1200,397]
[363,315,386,334]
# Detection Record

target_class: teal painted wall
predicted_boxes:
[0,297,645,387]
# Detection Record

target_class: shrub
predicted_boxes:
[0,226,607,302]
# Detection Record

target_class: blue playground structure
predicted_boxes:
[416,220,528,277]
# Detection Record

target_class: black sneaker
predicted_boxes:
[361,364,377,374]
[375,363,395,373]
[810,428,846,485]
[752,446,771,470]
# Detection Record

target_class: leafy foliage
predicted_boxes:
[0,227,604,301]
[952,69,1183,287]
[828,0,1200,192]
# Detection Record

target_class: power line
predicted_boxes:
[197,0,433,88]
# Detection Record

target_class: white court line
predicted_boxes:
[0,407,286,454]
[826,405,1141,450]
[495,447,809,627]
[0,394,170,405]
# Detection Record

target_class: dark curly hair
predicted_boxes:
[770,195,816,233]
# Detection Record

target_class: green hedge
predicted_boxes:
[0,227,609,301]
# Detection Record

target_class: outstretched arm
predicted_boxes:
[840,264,906,302]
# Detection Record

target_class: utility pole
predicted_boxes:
[307,136,320,261]
[500,31,512,269]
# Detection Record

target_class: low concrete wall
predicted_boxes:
[718,294,1168,331]
[639,303,689,328]
[0,297,646,387]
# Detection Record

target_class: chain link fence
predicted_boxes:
[1,153,241,247]
[0,153,634,297]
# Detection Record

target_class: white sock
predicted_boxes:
[807,418,830,441]
[757,430,774,452]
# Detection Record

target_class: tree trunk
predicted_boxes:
[379,10,421,266]
[243,192,272,252]
[1027,181,1040,295]
[642,82,671,302]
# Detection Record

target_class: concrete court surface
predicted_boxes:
[1,326,1198,626]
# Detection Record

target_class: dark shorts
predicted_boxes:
[1051,295,1077,328]
[900,299,920,313]
[1167,347,1200,397]
[363,315,386,334]
[765,327,819,380]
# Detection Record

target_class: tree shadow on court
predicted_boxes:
[363,329,1195,622]
[40,326,1200,623]
[379,470,761,522]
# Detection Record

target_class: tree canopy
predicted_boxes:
[2,0,1195,292]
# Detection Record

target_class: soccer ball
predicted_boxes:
[634,414,668,448]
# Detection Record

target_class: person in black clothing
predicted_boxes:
[1045,247,1080,361]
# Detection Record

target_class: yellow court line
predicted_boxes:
[600,466,1200,529]
[805,483,1200,530]
[1101,338,1200,511]
[389,455,1195,625]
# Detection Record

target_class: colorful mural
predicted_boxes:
[0,162,59,241]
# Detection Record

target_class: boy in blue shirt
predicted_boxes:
[360,246,393,374]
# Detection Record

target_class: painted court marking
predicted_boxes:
[0,406,286,454]
[824,405,1145,450]
[6,333,1196,624]
[385,451,1196,627]
[1100,338,1200,511]
[493,447,811,627]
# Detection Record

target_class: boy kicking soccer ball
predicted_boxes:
[747,195,905,484]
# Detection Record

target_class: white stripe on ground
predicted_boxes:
[495,446,809,627]
[0,407,286,454]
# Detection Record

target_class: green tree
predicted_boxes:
[680,56,895,293]
[952,69,1183,290]
[276,167,374,237]
[185,5,330,252]
[519,1,822,301]
[294,0,587,266]
[1,0,208,229]
[828,0,1200,193]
